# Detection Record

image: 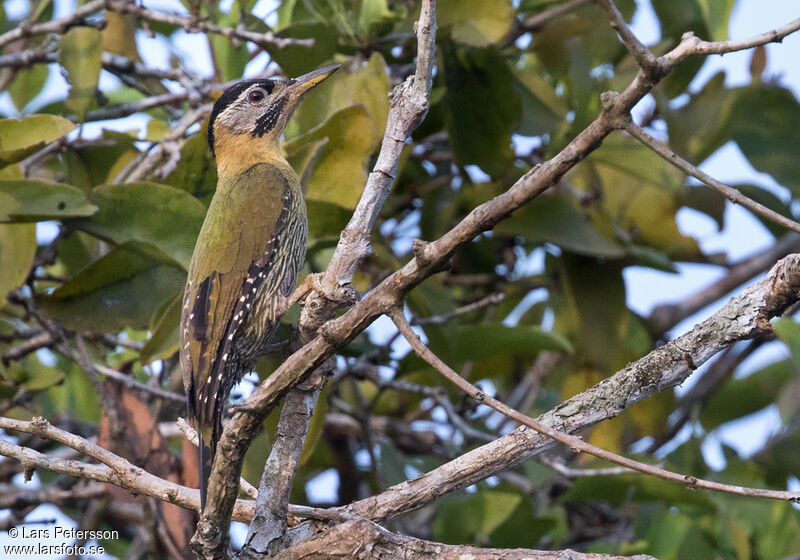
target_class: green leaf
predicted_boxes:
[662,72,738,164]
[0,224,36,301]
[563,473,714,509]
[358,0,400,37]
[0,180,97,222]
[552,255,632,371]
[438,0,514,46]
[447,324,573,361]
[19,355,64,391]
[140,292,181,363]
[700,359,793,430]
[577,137,700,260]
[285,105,374,209]
[209,11,249,81]
[434,491,523,544]
[682,184,726,231]
[59,27,102,121]
[0,114,75,166]
[494,191,626,258]
[8,65,49,113]
[63,129,140,188]
[163,123,217,205]
[41,242,186,331]
[512,63,566,137]
[731,85,800,195]
[306,199,351,241]
[68,182,206,269]
[40,358,101,423]
[696,0,734,41]
[774,320,800,369]
[265,22,338,77]
[441,43,520,177]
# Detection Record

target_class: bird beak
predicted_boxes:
[284,64,340,98]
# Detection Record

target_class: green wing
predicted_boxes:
[179,162,293,431]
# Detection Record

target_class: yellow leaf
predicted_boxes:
[291,53,390,145]
[0,115,75,167]
[60,27,102,121]
[438,0,514,46]
[285,105,374,209]
[0,223,36,301]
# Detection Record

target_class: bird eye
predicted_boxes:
[248,90,265,103]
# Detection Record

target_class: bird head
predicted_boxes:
[208,65,340,177]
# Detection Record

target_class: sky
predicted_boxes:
[1,0,799,555]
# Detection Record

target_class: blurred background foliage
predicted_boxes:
[1,0,799,558]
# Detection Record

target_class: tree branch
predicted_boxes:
[343,254,800,520]
[271,518,656,560]
[193,15,800,556]
[0,0,106,49]
[240,388,320,558]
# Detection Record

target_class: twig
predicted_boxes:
[539,455,632,478]
[0,0,106,49]
[120,102,213,183]
[106,0,313,50]
[84,90,193,122]
[412,293,505,325]
[0,38,58,68]
[663,18,800,61]
[389,306,800,505]
[1,331,54,366]
[521,0,591,32]
[622,119,800,235]
[0,481,107,509]
[595,0,661,76]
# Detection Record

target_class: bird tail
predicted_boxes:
[198,433,214,511]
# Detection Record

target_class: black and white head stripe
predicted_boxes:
[208,79,277,156]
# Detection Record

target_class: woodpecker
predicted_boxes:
[180,65,339,508]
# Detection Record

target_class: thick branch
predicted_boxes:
[240,388,320,558]
[0,416,351,525]
[271,519,656,560]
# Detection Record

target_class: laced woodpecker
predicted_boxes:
[179,65,339,508]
